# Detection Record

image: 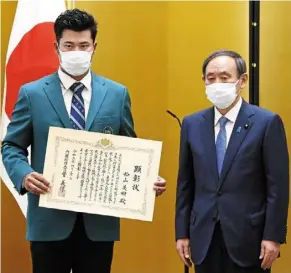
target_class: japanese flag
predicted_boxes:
[0,0,66,216]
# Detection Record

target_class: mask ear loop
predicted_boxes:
[235,74,246,96]
[235,77,241,86]
[56,43,63,65]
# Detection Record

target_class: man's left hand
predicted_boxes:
[260,240,280,270]
[154,176,166,196]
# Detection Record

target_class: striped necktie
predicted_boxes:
[70,82,85,130]
[216,116,229,175]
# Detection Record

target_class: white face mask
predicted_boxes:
[59,50,93,76]
[205,80,239,109]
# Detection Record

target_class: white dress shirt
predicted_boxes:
[58,68,92,120]
[214,97,242,147]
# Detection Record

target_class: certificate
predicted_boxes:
[39,127,162,221]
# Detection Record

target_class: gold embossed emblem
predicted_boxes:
[98,138,112,148]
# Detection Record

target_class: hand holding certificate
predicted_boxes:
[39,127,162,221]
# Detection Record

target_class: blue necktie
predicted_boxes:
[216,116,228,175]
[70,82,85,130]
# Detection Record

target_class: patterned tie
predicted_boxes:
[216,116,229,175]
[70,82,85,130]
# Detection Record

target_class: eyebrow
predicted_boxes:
[219,71,231,75]
[206,71,231,77]
[63,41,90,45]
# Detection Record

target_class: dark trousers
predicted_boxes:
[30,213,114,273]
[195,223,271,273]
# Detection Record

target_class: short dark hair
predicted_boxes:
[202,49,247,77]
[54,9,98,43]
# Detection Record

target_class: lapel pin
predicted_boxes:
[103,126,113,134]
[244,124,249,129]
[236,126,242,133]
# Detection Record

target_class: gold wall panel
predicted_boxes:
[260,2,291,273]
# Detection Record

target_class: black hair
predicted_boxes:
[54,9,97,42]
[202,49,247,77]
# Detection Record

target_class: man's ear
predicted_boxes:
[239,73,248,89]
[54,41,59,55]
[90,43,97,62]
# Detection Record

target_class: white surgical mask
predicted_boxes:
[59,50,93,76]
[205,80,239,109]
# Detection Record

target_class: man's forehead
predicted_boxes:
[60,29,92,41]
[206,56,237,74]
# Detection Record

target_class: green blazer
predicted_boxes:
[1,71,136,241]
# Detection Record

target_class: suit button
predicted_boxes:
[217,191,222,196]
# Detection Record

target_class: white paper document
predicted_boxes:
[39,127,163,221]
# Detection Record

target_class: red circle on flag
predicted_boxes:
[5,22,59,119]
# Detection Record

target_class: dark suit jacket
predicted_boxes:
[175,100,289,267]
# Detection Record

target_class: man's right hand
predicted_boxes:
[176,238,192,267]
[23,172,50,195]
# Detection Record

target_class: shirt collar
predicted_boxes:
[58,68,92,92]
[214,97,242,125]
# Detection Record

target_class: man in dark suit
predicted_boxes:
[175,49,289,273]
